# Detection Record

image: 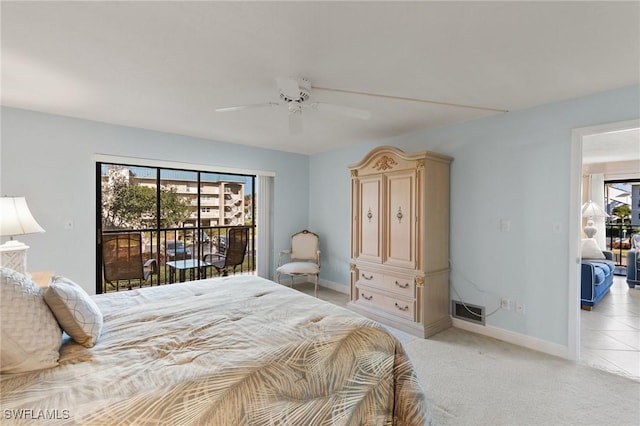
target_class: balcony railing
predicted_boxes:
[99,225,256,293]
[605,222,639,273]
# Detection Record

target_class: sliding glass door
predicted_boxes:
[96,162,256,293]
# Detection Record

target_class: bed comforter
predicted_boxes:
[1,275,429,425]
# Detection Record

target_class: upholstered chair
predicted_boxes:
[627,233,640,288]
[276,230,320,297]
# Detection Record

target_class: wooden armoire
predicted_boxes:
[347,146,452,338]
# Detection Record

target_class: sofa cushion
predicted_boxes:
[585,260,614,285]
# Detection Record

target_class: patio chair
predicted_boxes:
[204,227,249,276]
[276,230,320,297]
[102,233,158,291]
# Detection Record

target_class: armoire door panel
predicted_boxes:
[358,176,382,263]
[385,171,415,268]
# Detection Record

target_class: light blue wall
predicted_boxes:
[2,85,638,346]
[0,107,309,293]
[309,85,640,346]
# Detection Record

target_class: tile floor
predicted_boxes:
[580,275,640,381]
[294,276,640,381]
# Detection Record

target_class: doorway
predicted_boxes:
[569,120,640,379]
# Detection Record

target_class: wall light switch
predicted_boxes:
[500,219,511,232]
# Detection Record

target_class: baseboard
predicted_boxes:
[452,318,569,359]
[318,279,349,294]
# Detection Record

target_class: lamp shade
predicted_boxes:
[581,200,609,219]
[0,197,45,237]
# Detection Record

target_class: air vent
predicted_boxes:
[452,300,485,325]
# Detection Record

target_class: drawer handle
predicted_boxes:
[361,273,374,280]
[395,281,409,289]
[362,294,373,301]
[395,302,409,312]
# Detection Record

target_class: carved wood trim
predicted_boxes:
[373,155,398,171]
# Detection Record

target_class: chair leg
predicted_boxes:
[276,271,281,284]
[290,276,294,288]
[314,274,318,298]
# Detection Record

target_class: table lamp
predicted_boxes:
[581,200,609,239]
[0,197,45,274]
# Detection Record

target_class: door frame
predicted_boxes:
[568,118,640,360]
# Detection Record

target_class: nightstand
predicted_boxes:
[29,271,54,288]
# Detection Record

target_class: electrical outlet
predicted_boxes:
[501,298,511,310]
[516,302,525,315]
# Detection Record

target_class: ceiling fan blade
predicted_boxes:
[276,77,301,101]
[288,109,303,134]
[215,102,279,112]
[310,102,371,120]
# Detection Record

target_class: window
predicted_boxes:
[97,162,256,293]
[604,179,640,268]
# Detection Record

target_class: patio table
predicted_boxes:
[165,259,211,283]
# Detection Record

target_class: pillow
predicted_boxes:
[0,267,61,373]
[581,238,606,260]
[44,276,103,348]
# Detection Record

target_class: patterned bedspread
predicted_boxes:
[1,275,430,425]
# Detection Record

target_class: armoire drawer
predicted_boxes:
[382,275,414,298]
[357,268,415,298]
[357,269,384,287]
[356,287,414,320]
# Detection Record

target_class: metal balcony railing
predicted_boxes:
[99,225,256,293]
[605,222,639,272]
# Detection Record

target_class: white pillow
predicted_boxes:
[581,239,606,260]
[44,276,103,348]
[0,267,61,373]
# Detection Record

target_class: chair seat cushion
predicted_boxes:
[277,262,319,275]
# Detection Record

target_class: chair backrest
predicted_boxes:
[290,230,319,262]
[102,233,144,283]
[222,227,249,268]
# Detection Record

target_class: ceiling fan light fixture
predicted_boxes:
[278,77,311,103]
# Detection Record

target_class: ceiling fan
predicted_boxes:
[215,77,372,133]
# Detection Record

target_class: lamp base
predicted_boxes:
[583,220,597,239]
[0,240,29,275]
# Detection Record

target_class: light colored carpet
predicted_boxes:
[389,326,640,426]
[295,282,640,426]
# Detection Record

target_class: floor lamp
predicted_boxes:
[0,197,45,274]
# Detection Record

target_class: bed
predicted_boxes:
[1,272,430,425]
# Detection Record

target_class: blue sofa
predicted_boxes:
[581,251,615,310]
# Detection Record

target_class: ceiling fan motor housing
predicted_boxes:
[280,78,311,103]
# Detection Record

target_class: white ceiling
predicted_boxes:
[583,128,640,165]
[2,1,639,155]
